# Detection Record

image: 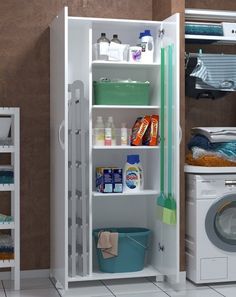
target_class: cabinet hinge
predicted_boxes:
[158,243,165,252]
[159,29,165,39]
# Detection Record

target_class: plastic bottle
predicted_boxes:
[123,154,143,192]
[109,116,116,146]
[94,116,105,146]
[111,34,122,44]
[97,33,110,60]
[121,123,128,146]
[140,30,154,63]
[105,116,116,146]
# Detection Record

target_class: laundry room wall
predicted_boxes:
[185,0,236,145]
[0,1,152,270]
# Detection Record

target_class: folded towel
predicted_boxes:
[191,127,236,142]
[186,152,236,167]
[97,231,118,259]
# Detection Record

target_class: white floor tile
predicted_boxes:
[114,292,169,297]
[5,288,60,297]
[211,283,236,297]
[3,278,53,290]
[103,278,162,295]
[154,280,209,292]
[166,288,223,297]
[61,280,113,296]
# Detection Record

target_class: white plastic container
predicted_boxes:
[129,46,142,62]
[94,116,105,146]
[123,154,143,192]
[140,30,154,63]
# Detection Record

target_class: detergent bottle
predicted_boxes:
[123,154,143,192]
[140,30,154,63]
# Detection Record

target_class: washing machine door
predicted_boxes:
[205,193,236,252]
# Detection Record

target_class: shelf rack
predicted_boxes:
[185,9,236,45]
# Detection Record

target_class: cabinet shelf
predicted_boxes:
[93,190,159,197]
[0,222,14,230]
[0,146,15,153]
[185,34,236,45]
[0,259,15,268]
[0,184,14,191]
[185,164,236,174]
[68,265,160,282]
[92,60,160,68]
[92,105,160,109]
[92,145,159,150]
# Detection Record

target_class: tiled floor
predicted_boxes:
[1,277,236,296]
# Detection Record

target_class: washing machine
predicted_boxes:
[186,173,236,284]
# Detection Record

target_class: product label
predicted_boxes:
[113,168,123,193]
[99,42,109,55]
[105,128,112,146]
[125,167,139,190]
[94,128,104,144]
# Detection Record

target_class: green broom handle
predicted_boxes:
[168,45,173,196]
[160,48,165,194]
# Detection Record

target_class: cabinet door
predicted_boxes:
[160,13,180,284]
[50,7,68,289]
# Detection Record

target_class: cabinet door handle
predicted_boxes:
[58,120,65,150]
[179,125,182,144]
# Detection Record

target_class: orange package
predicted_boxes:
[131,116,151,146]
[143,115,159,146]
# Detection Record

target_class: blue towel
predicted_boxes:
[188,135,236,160]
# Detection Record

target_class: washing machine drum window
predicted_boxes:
[206,194,236,252]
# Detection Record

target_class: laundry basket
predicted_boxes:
[93,227,151,273]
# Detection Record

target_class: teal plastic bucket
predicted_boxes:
[93,227,151,273]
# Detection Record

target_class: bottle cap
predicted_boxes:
[97,116,103,121]
[113,34,118,38]
[139,32,144,39]
[127,154,140,164]
[108,116,113,122]
[121,122,126,128]
[143,30,151,36]
[101,33,106,36]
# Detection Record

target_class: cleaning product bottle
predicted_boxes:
[104,117,112,146]
[121,122,128,146]
[108,116,116,146]
[94,116,105,146]
[97,33,110,60]
[105,116,116,146]
[111,34,122,44]
[123,154,143,192]
[140,30,154,63]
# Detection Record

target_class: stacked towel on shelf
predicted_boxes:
[186,127,236,167]
[0,234,14,260]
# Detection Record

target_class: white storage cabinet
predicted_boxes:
[0,108,20,290]
[50,7,180,290]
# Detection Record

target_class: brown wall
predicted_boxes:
[0,0,152,270]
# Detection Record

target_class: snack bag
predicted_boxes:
[143,115,159,146]
[131,115,151,146]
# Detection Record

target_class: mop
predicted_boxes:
[156,48,166,220]
[162,44,176,225]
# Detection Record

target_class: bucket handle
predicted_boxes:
[126,235,149,250]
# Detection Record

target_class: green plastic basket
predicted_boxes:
[93,81,150,105]
[93,227,151,273]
